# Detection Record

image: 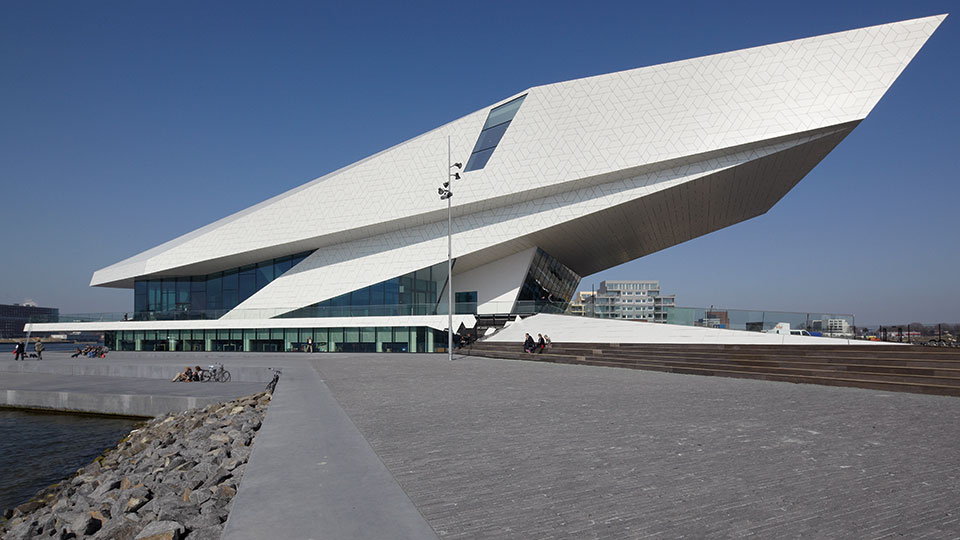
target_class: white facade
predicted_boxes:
[28,15,945,347]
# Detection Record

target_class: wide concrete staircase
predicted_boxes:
[461,341,960,397]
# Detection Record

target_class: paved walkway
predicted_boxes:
[312,354,960,539]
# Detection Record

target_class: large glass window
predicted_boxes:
[279,260,452,319]
[133,251,313,320]
[514,248,581,314]
[464,94,526,172]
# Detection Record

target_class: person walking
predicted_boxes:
[307,336,313,353]
[13,342,23,361]
[34,340,44,361]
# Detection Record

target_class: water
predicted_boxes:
[0,409,140,511]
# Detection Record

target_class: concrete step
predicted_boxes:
[461,345,960,397]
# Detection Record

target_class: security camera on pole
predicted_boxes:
[438,136,462,361]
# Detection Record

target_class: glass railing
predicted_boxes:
[660,306,855,336]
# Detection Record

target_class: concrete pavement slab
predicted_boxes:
[311,353,960,539]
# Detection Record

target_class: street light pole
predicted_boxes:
[447,136,453,361]
[438,136,461,361]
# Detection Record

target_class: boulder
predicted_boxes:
[70,511,102,535]
[134,519,184,540]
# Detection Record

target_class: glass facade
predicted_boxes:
[133,251,313,320]
[514,248,581,314]
[464,95,526,171]
[279,261,451,318]
[104,326,446,353]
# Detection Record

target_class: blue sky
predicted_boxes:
[0,0,956,325]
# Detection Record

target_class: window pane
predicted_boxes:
[361,327,375,343]
[472,121,510,153]
[256,261,274,289]
[207,273,222,311]
[465,147,496,171]
[239,266,257,302]
[483,95,526,129]
[222,290,238,310]
[176,279,190,306]
[274,257,293,276]
[344,327,359,343]
[222,269,238,291]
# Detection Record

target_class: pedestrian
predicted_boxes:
[523,333,535,353]
[16,341,26,361]
[537,333,545,353]
[34,340,44,361]
[307,336,313,353]
[544,334,552,350]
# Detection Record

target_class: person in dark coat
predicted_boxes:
[537,333,546,353]
[14,342,25,361]
[523,333,535,353]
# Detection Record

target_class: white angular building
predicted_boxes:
[30,15,945,352]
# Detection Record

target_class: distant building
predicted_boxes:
[700,309,730,328]
[585,281,675,321]
[812,318,853,337]
[568,291,596,316]
[0,303,59,338]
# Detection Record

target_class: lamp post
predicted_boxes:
[438,136,461,361]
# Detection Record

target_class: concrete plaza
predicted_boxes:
[313,353,960,539]
[3,351,959,538]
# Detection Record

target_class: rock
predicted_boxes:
[208,432,230,444]
[184,511,222,531]
[188,489,212,506]
[82,460,102,476]
[121,486,152,513]
[35,512,57,535]
[3,393,267,540]
[91,517,141,540]
[15,500,43,514]
[3,507,13,519]
[134,519,184,540]
[186,525,224,540]
[92,478,122,498]
[3,520,33,540]
[70,512,102,535]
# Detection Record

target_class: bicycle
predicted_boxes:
[201,363,232,383]
[266,368,282,393]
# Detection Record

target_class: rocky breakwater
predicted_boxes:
[1,392,271,540]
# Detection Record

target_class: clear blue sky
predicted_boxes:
[0,0,956,326]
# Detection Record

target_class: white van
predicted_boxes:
[764,323,811,336]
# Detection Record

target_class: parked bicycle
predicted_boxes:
[266,368,282,393]
[201,363,231,383]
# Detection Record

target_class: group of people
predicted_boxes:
[11,340,42,361]
[523,332,552,354]
[71,345,108,358]
[172,365,205,382]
